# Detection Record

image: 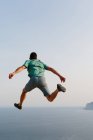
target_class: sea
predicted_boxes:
[0,107,93,140]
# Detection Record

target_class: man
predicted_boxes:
[9,52,66,110]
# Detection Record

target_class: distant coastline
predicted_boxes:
[85,102,93,110]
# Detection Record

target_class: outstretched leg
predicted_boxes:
[19,89,27,106]
[14,89,27,110]
[14,77,37,110]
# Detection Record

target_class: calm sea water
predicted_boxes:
[0,107,93,140]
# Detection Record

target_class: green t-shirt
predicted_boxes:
[23,59,48,77]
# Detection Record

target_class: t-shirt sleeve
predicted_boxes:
[23,60,29,68]
[43,63,49,70]
[40,60,49,70]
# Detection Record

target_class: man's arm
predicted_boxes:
[47,66,66,82]
[9,66,26,79]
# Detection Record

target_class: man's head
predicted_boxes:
[29,52,37,60]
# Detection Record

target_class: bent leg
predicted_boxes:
[46,84,66,102]
[37,77,60,102]
[37,77,65,102]
[46,89,59,102]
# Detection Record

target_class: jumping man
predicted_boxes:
[9,52,66,110]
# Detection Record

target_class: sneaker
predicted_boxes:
[14,103,22,110]
[57,84,66,92]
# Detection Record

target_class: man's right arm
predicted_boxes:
[47,66,66,83]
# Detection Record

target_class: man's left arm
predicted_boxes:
[9,66,26,79]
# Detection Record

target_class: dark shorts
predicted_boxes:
[24,76,50,96]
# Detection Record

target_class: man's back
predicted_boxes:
[23,59,48,77]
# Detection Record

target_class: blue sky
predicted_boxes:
[0,0,93,107]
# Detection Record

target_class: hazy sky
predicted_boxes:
[0,0,93,107]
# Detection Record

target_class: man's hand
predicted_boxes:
[59,76,66,82]
[9,73,15,79]
[9,66,26,79]
[47,67,66,83]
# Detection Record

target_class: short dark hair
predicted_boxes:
[29,52,37,59]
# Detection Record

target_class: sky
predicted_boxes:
[0,0,93,107]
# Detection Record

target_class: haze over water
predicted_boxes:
[0,107,93,140]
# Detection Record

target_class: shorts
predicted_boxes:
[24,76,50,96]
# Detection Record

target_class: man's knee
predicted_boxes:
[46,95,53,102]
[22,89,27,94]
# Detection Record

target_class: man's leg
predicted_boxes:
[38,76,66,102]
[14,78,37,110]
[19,89,27,106]
[46,84,66,102]
[14,89,27,110]
[46,89,59,102]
